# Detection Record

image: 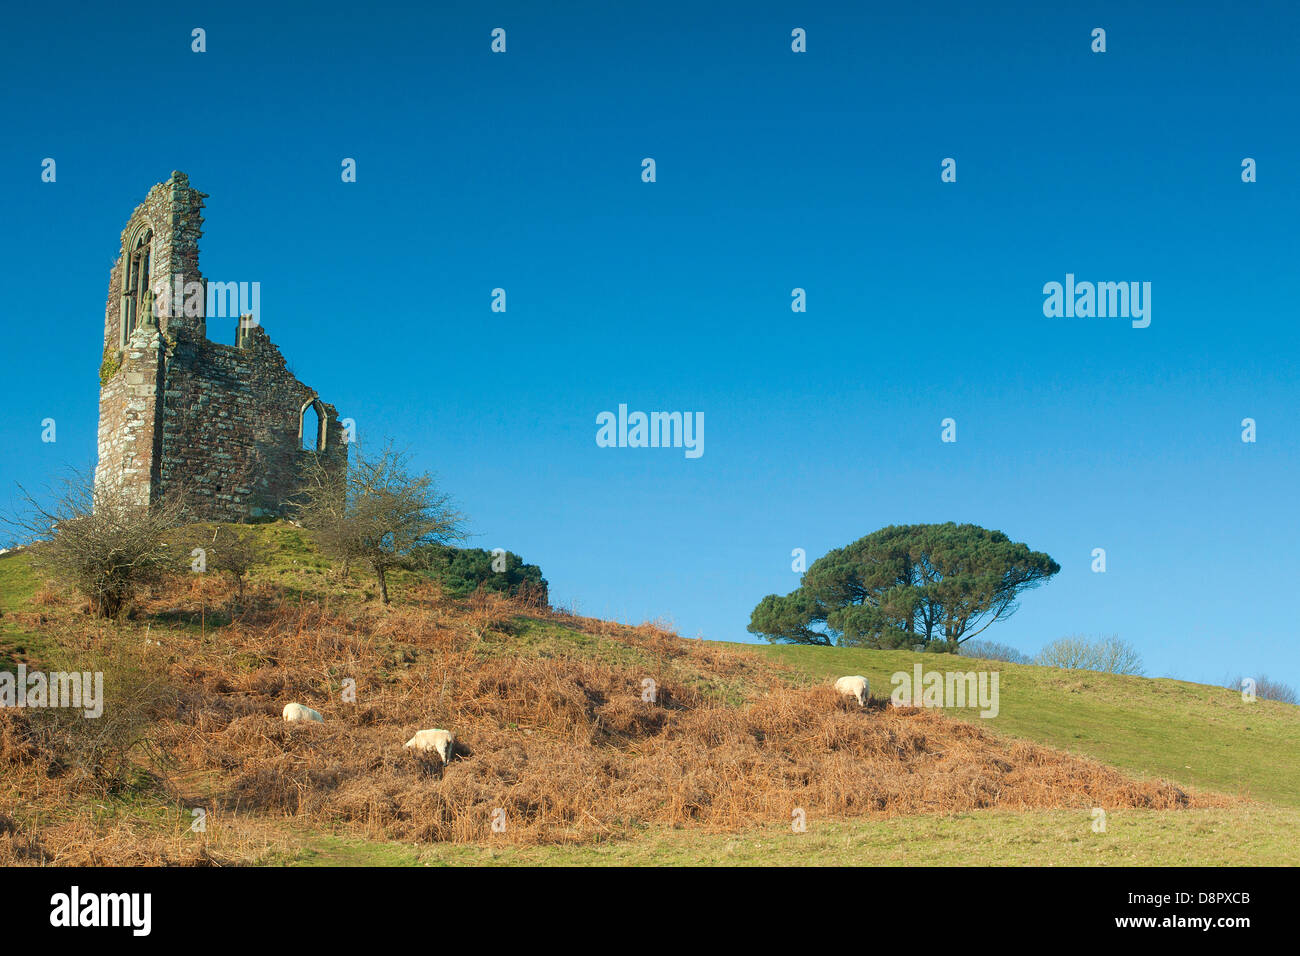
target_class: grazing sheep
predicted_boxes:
[282,702,324,723]
[834,675,869,707]
[404,729,456,764]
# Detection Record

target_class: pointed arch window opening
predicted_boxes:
[120,227,154,346]
[300,400,326,452]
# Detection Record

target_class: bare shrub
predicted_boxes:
[203,524,267,603]
[1225,674,1298,705]
[295,442,466,604]
[1093,636,1145,676]
[4,470,189,618]
[2,641,177,795]
[1036,636,1099,670]
[1037,634,1144,675]
[958,640,1032,664]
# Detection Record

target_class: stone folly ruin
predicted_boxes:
[94,172,346,521]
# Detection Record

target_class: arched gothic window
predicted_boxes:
[120,226,153,346]
[300,399,326,452]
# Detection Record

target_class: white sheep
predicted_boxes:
[404,729,456,764]
[834,675,869,707]
[282,702,324,722]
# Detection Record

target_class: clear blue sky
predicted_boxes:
[1,1,1296,688]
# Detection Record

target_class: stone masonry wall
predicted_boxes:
[95,173,346,521]
[95,172,207,508]
[95,329,165,509]
[159,326,346,521]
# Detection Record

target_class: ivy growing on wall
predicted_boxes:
[99,347,122,386]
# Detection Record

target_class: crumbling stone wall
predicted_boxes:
[94,172,346,521]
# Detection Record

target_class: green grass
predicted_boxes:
[284,835,428,867]
[734,643,1300,808]
[0,550,38,613]
[227,521,440,606]
[281,805,1300,866]
[0,551,53,670]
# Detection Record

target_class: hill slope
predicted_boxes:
[744,645,1300,809]
[0,523,1295,866]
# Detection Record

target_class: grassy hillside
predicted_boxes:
[742,644,1300,809]
[0,551,37,612]
[1,523,1295,867]
[0,551,51,671]
[284,804,1300,867]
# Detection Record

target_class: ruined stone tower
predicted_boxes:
[95,172,347,521]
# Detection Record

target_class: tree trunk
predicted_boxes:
[376,565,389,604]
[96,590,125,618]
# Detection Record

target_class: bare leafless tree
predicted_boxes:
[292,456,363,579]
[957,639,1033,664]
[1037,634,1144,675]
[204,524,267,604]
[294,442,466,604]
[1035,635,1097,670]
[4,469,189,618]
[1225,674,1298,704]
[1093,636,1145,676]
